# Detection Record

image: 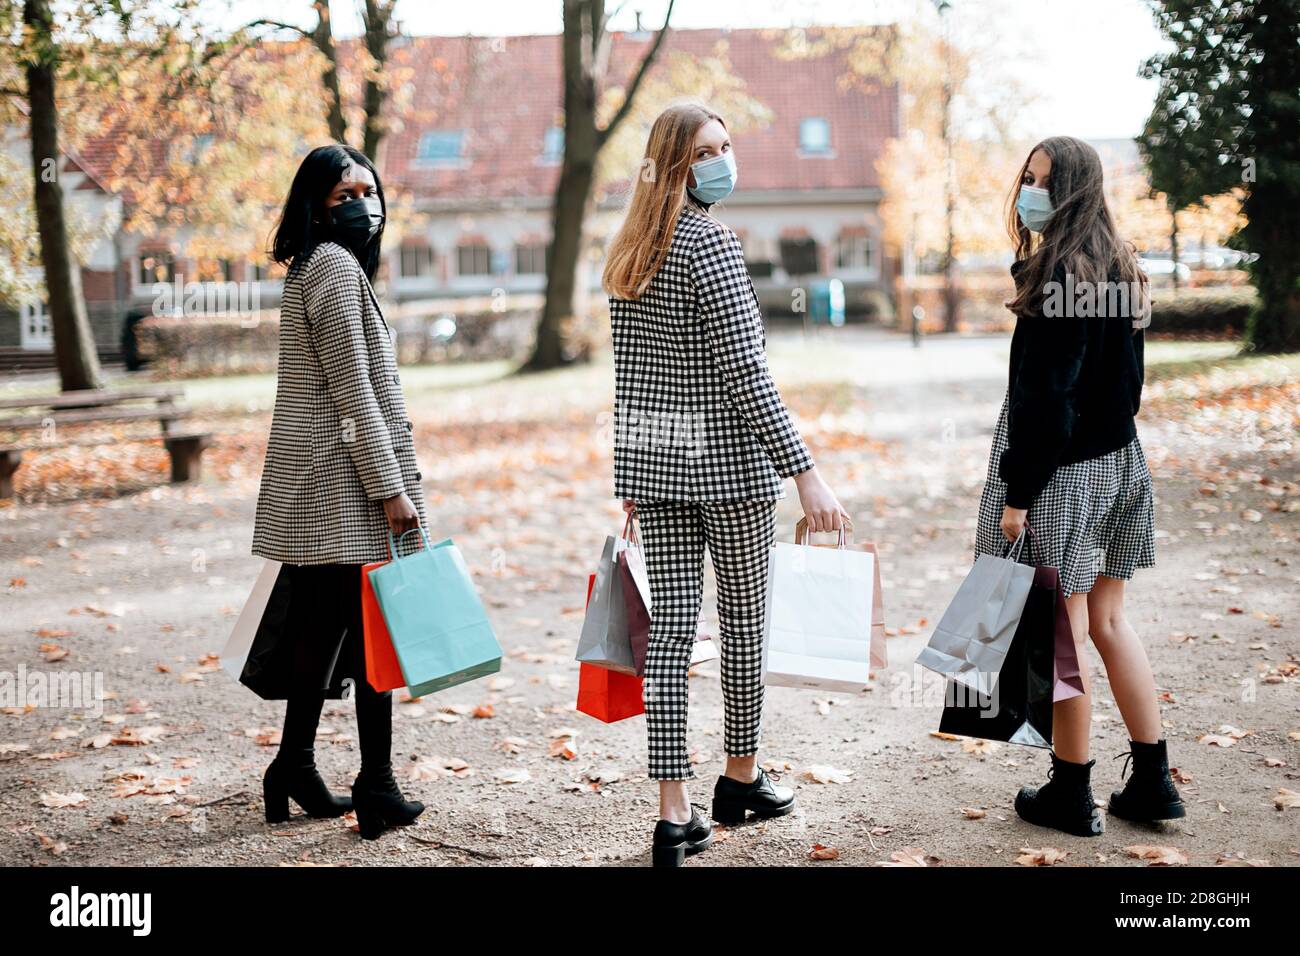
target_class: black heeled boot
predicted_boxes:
[711,767,795,824]
[264,693,351,822]
[1108,738,1187,822]
[351,681,424,840]
[352,764,425,840]
[1014,751,1105,837]
[652,803,714,868]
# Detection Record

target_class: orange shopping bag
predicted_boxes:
[576,572,645,722]
[361,559,405,692]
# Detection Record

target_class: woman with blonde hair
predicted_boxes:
[603,102,849,866]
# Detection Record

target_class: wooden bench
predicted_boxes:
[0,384,212,499]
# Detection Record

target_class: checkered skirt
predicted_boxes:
[975,392,1156,597]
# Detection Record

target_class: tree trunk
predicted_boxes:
[525,143,596,371]
[522,1,600,372]
[24,0,103,392]
[311,2,347,143]
[1245,191,1300,353]
[1169,209,1181,292]
[361,0,395,160]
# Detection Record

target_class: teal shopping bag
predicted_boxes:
[367,528,502,697]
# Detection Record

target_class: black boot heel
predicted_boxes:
[353,795,388,841]
[263,774,290,823]
[710,796,748,824]
[653,842,687,867]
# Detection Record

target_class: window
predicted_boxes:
[779,237,820,276]
[19,298,51,350]
[457,243,492,276]
[799,117,832,155]
[541,126,564,163]
[515,242,548,275]
[416,130,466,165]
[138,251,175,285]
[835,235,875,271]
[401,246,434,278]
[196,257,232,282]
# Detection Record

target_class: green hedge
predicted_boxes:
[1150,288,1257,335]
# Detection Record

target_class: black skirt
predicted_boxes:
[239,563,367,699]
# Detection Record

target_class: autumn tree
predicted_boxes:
[1140,0,1300,351]
[522,0,675,372]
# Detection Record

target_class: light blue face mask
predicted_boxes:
[687,150,737,204]
[1016,184,1054,233]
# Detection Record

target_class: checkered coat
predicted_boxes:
[252,241,427,565]
[609,203,815,502]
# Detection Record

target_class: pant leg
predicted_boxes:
[635,500,706,781]
[701,500,777,758]
[337,564,394,776]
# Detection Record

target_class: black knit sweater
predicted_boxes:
[998,259,1146,509]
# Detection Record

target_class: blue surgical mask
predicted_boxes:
[1015,184,1054,233]
[687,150,737,204]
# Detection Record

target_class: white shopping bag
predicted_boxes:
[761,521,875,692]
[222,559,284,681]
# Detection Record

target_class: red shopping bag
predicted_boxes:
[361,560,406,692]
[577,572,645,722]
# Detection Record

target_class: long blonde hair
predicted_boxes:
[602,102,726,300]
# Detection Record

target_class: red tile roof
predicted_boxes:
[382,27,898,200]
[60,26,897,206]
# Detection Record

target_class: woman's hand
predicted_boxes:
[621,498,635,515]
[383,492,420,536]
[794,466,850,533]
[1001,505,1028,542]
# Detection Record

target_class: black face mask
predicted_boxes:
[328,195,384,252]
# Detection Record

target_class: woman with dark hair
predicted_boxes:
[974,135,1184,838]
[252,143,427,840]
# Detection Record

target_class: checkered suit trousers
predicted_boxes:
[609,202,815,502]
[635,500,777,781]
[252,240,427,565]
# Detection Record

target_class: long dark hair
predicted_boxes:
[1005,136,1147,322]
[269,143,386,282]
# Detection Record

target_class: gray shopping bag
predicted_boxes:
[576,516,638,675]
[915,530,1036,695]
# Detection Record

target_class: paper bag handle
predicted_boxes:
[795,515,854,548]
[1003,523,1036,563]
[386,525,432,561]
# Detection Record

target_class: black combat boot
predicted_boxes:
[1014,751,1105,837]
[1107,738,1187,822]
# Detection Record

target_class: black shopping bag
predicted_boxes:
[937,566,1056,748]
[238,563,360,700]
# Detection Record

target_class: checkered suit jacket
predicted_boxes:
[252,240,427,565]
[609,202,815,502]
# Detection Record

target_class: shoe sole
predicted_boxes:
[1015,796,1105,837]
[711,797,795,825]
[1108,798,1187,822]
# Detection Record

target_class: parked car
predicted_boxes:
[1137,257,1192,282]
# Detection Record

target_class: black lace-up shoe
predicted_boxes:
[711,767,795,824]
[652,803,713,867]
